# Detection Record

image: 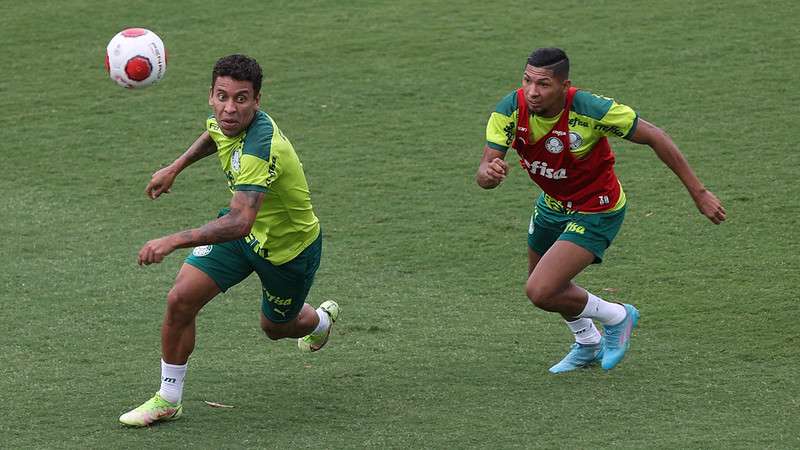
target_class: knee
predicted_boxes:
[165,287,197,324]
[260,318,286,341]
[261,327,283,341]
[525,280,558,311]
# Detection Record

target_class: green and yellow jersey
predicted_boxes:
[486,89,639,212]
[207,110,319,265]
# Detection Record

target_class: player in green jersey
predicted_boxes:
[476,48,726,373]
[120,55,340,427]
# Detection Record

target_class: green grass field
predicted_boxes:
[2,0,798,448]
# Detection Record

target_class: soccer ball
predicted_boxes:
[105,28,167,88]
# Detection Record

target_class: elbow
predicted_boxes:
[226,207,257,239]
[231,216,255,239]
[236,221,254,238]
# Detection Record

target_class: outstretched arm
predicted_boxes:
[138,190,265,265]
[145,131,218,199]
[476,146,510,189]
[628,118,726,224]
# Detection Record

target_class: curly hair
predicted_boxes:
[211,54,263,94]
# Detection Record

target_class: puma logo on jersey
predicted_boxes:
[526,160,567,180]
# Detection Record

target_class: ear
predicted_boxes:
[255,92,261,107]
[208,88,214,107]
[562,78,572,92]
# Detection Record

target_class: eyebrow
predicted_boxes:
[215,88,251,96]
[524,73,553,82]
[524,68,554,80]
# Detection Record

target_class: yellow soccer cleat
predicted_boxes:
[298,300,340,352]
[119,393,183,427]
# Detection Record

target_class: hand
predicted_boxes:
[145,166,177,199]
[483,157,509,186]
[138,237,176,265]
[693,189,726,224]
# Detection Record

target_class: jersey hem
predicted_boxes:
[234,184,268,193]
[487,142,509,152]
[264,224,321,265]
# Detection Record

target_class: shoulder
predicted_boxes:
[572,89,638,139]
[242,111,275,160]
[494,90,519,116]
[571,90,615,120]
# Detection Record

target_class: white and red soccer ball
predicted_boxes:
[105,28,167,88]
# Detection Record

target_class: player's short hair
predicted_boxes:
[212,54,263,94]
[527,48,570,80]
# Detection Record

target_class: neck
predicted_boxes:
[539,107,563,118]
[540,92,567,118]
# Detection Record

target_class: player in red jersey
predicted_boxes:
[476,48,725,372]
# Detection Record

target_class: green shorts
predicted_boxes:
[185,232,322,324]
[527,194,626,263]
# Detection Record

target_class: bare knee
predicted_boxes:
[526,280,561,311]
[261,326,284,341]
[165,287,199,326]
[260,316,290,340]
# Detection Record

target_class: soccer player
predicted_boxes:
[119,54,340,426]
[476,48,725,373]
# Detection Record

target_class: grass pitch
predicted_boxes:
[1,0,798,448]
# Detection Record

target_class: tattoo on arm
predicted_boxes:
[170,190,265,249]
[174,131,217,171]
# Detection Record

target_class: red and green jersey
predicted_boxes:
[207,110,319,265]
[485,88,638,212]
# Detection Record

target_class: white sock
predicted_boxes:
[565,318,602,345]
[578,292,626,326]
[311,307,331,335]
[158,359,187,404]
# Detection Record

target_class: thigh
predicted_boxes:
[528,247,543,275]
[527,200,568,259]
[184,240,254,292]
[253,234,322,323]
[530,240,596,291]
[170,263,222,312]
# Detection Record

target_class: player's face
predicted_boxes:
[521,65,570,117]
[209,76,261,137]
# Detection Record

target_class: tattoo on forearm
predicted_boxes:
[184,141,216,164]
[172,190,263,248]
[176,212,245,247]
[177,132,217,168]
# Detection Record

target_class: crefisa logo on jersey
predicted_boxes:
[231,149,241,172]
[545,136,564,154]
[569,132,583,150]
[192,245,213,257]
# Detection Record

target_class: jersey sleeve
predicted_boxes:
[235,116,277,192]
[571,90,639,140]
[235,154,276,192]
[595,97,638,140]
[485,91,519,152]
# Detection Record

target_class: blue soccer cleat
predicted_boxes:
[548,337,605,373]
[601,304,640,370]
